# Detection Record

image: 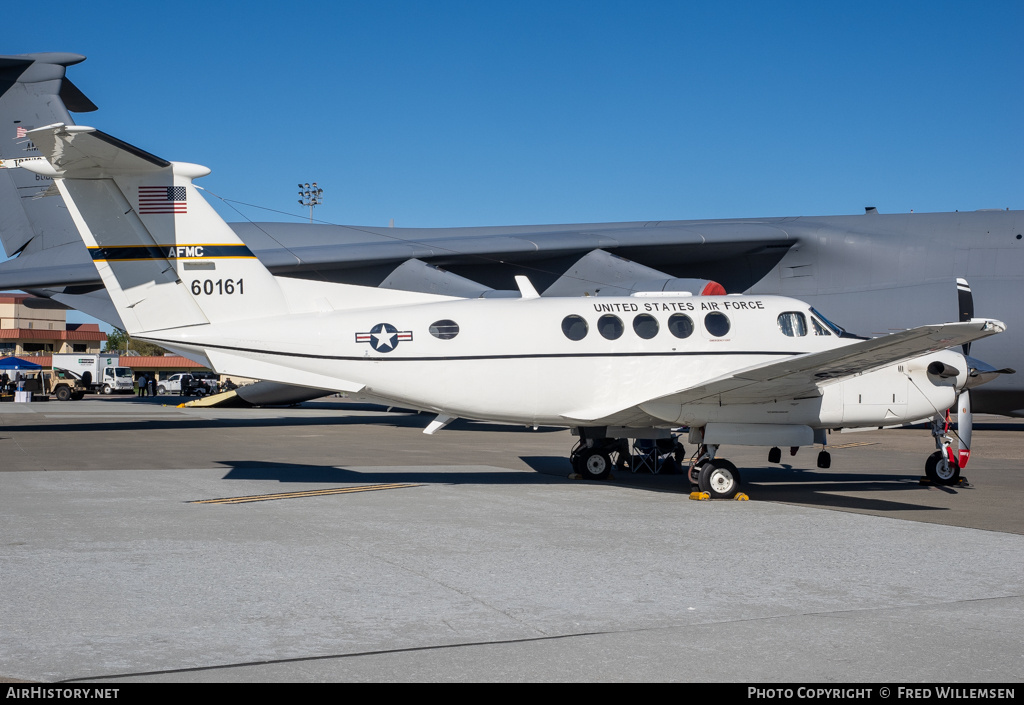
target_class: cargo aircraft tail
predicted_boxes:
[0,53,95,260]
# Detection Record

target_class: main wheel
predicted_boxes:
[55,386,72,401]
[698,459,742,499]
[925,450,960,485]
[578,449,613,480]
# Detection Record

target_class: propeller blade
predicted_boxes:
[957,278,974,355]
[957,390,972,468]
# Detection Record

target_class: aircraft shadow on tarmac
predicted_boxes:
[220,459,569,486]
[216,455,968,514]
[517,456,963,514]
[209,455,964,516]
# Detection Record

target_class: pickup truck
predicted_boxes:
[156,372,220,396]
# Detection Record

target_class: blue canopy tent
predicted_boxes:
[0,357,43,370]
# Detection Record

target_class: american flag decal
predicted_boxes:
[139,186,188,214]
[15,127,28,139]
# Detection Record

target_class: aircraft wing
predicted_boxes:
[559,319,1005,425]
[652,319,1005,407]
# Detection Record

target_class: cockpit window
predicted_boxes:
[778,312,808,337]
[809,307,867,339]
[810,317,832,336]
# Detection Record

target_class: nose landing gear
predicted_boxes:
[925,415,962,485]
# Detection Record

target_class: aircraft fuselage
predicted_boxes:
[146,293,967,431]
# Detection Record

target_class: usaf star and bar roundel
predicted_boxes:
[356,323,413,353]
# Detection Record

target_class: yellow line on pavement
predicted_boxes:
[191,483,421,504]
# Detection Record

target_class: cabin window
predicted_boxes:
[561,315,589,341]
[597,314,624,340]
[633,314,659,339]
[777,312,808,337]
[667,313,694,339]
[704,312,731,337]
[429,319,460,340]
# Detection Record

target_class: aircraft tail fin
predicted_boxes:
[24,124,289,335]
[0,53,96,258]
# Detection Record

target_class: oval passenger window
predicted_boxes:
[667,313,694,339]
[429,319,460,340]
[561,315,588,341]
[597,314,624,340]
[633,314,659,339]
[704,312,731,337]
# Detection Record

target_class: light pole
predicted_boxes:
[298,182,323,223]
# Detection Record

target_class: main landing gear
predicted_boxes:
[684,445,741,499]
[569,437,628,481]
[688,443,832,499]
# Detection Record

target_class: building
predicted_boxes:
[0,294,246,386]
[0,293,107,356]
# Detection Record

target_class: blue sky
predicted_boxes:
[6,1,1023,230]
[10,0,1021,332]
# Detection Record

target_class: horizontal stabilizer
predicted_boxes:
[202,348,365,395]
[26,124,171,178]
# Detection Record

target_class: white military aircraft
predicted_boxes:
[21,123,1008,498]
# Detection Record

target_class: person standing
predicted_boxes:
[137,374,147,397]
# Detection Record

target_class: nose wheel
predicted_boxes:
[925,450,961,485]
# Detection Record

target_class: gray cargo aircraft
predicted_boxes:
[2,52,1022,418]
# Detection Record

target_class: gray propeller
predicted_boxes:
[955,278,973,468]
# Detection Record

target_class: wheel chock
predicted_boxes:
[918,476,970,487]
[690,491,750,501]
